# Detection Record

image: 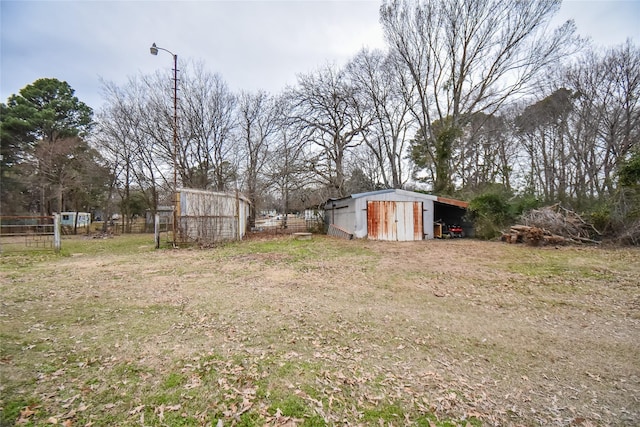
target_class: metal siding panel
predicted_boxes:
[372,201,424,241]
[387,201,396,241]
[396,201,417,241]
[413,202,423,240]
[367,201,379,239]
[384,201,396,241]
[177,189,250,243]
[395,201,407,241]
[368,200,402,241]
[423,201,434,239]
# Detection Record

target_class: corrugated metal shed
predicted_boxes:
[367,201,423,241]
[324,189,469,241]
[178,188,250,244]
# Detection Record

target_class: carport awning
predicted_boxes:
[436,197,469,209]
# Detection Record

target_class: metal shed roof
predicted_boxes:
[328,189,467,209]
[436,196,469,209]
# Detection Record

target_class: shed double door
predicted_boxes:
[367,201,423,241]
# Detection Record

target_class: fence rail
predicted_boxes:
[0,215,61,253]
[252,217,324,235]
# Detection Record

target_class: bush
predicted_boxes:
[467,192,514,239]
[588,205,611,235]
[510,194,541,217]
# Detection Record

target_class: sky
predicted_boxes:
[1,0,639,112]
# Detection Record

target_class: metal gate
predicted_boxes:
[0,215,61,253]
[366,201,423,241]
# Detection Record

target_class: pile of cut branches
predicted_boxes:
[502,204,600,246]
[615,218,640,246]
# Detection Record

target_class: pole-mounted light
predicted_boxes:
[149,42,179,246]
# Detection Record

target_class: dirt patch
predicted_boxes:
[1,236,638,426]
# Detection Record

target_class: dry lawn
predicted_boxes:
[1,234,639,426]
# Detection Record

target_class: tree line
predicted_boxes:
[2,0,638,240]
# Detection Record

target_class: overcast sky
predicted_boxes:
[1,0,639,111]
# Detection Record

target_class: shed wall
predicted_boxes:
[325,198,357,235]
[178,189,250,244]
[326,190,438,239]
[354,193,435,239]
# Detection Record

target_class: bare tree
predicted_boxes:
[265,126,314,219]
[349,144,388,191]
[346,48,414,189]
[380,0,577,194]
[97,77,164,230]
[236,90,279,225]
[583,41,640,194]
[515,88,574,203]
[454,112,517,193]
[514,41,640,207]
[178,62,237,190]
[289,64,370,198]
[32,136,83,214]
[255,92,320,218]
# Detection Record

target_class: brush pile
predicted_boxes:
[502,204,600,246]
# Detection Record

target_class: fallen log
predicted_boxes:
[502,224,592,246]
[525,226,545,246]
[571,235,601,245]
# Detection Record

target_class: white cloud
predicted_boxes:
[1,0,637,110]
[555,0,640,47]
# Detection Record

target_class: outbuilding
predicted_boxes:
[324,189,470,241]
[60,212,91,228]
[177,188,251,244]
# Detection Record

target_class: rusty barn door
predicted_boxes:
[367,201,423,241]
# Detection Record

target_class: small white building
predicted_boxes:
[60,212,91,227]
[304,209,324,221]
[324,189,470,241]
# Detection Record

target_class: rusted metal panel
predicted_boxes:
[366,200,381,240]
[436,196,469,209]
[395,201,423,241]
[367,200,394,240]
[380,201,395,241]
[396,201,410,241]
[367,201,423,241]
[413,201,423,240]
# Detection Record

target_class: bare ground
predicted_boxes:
[1,235,639,426]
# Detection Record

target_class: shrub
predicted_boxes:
[467,192,514,239]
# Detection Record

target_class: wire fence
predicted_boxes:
[0,213,325,252]
[251,216,324,235]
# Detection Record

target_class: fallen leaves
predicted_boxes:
[3,237,637,427]
[154,404,182,421]
[16,406,38,424]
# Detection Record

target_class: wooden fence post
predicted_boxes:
[154,214,160,249]
[53,213,61,253]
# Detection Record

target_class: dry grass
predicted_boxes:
[1,235,638,426]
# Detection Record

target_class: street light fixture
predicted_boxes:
[150,42,179,246]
